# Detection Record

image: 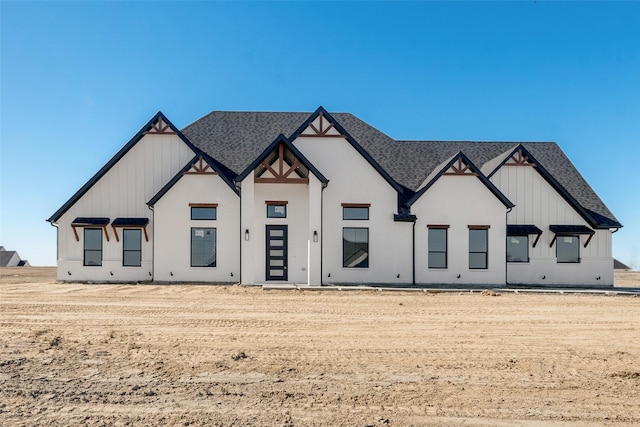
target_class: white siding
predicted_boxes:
[412,175,508,285]
[56,133,194,281]
[153,173,240,282]
[295,136,413,285]
[491,165,613,286]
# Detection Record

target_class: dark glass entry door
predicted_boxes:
[266,225,288,281]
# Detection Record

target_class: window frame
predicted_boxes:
[122,228,142,267]
[190,204,217,220]
[556,234,580,263]
[506,235,529,263]
[468,226,489,270]
[342,227,369,268]
[266,201,287,218]
[427,225,449,269]
[83,228,103,267]
[190,227,217,268]
[342,203,370,220]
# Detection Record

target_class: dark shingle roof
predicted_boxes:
[181,110,620,228]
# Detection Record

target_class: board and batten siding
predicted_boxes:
[295,136,413,285]
[412,174,508,285]
[491,165,613,286]
[56,133,195,281]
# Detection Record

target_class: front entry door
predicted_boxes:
[266,225,288,281]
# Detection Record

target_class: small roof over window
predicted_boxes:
[507,225,543,236]
[549,225,595,248]
[70,217,110,241]
[111,217,150,242]
[112,218,149,227]
[549,225,594,235]
[72,217,110,226]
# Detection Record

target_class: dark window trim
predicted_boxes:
[266,201,287,218]
[122,228,142,267]
[190,227,217,268]
[506,235,529,263]
[342,204,370,220]
[555,234,581,263]
[342,227,369,268]
[83,228,103,267]
[469,227,489,270]
[428,226,448,269]
[190,204,218,220]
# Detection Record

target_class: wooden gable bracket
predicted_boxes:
[71,224,110,242]
[532,234,542,248]
[548,233,594,248]
[144,117,175,135]
[255,142,309,184]
[505,149,536,167]
[111,218,150,243]
[299,111,344,138]
[111,226,149,243]
[444,158,478,176]
[184,156,217,175]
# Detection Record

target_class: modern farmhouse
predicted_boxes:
[48,107,622,287]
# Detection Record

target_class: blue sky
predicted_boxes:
[1,1,639,268]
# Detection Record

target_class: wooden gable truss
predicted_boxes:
[298,111,344,138]
[143,116,176,135]
[184,156,218,175]
[443,157,478,176]
[255,142,309,184]
[504,148,536,167]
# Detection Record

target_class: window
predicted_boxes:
[191,228,216,267]
[469,227,488,269]
[507,235,528,262]
[343,227,369,268]
[557,235,580,263]
[266,201,287,218]
[123,229,141,267]
[84,228,102,266]
[191,206,217,220]
[342,205,369,220]
[428,227,448,268]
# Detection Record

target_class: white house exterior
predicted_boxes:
[48,107,622,287]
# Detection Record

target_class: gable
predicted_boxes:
[179,109,619,228]
[407,152,513,209]
[486,144,619,229]
[235,134,328,186]
[291,107,403,194]
[148,153,239,207]
[48,112,198,223]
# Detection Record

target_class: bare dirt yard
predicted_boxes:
[1,268,639,426]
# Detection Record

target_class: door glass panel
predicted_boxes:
[270,259,284,267]
[271,240,283,247]
[270,250,284,257]
[270,269,284,276]
[270,229,284,237]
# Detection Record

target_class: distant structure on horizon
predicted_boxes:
[614,258,632,272]
[0,246,30,267]
[48,107,622,287]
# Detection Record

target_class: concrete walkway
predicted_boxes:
[261,283,640,296]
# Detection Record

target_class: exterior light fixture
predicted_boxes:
[313,230,318,242]
[245,229,250,241]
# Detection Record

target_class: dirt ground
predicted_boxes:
[1,268,639,426]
